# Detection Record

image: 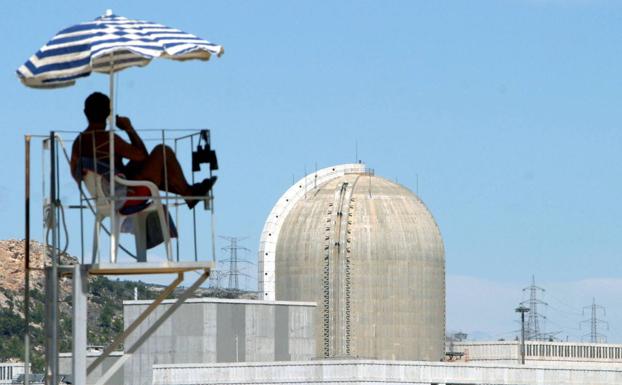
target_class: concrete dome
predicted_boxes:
[258,164,445,361]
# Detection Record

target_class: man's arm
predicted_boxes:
[114,134,147,162]
[70,137,80,182]
[116,116,148,158]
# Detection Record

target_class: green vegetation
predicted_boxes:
[0,309,25,360]
[0,276,159,372]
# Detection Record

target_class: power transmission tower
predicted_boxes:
[219,236,253,290]
[581,297,608,343]
[521,275,548,340]
[207,270,227,289]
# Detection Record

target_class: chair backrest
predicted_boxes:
[82,170,112,215]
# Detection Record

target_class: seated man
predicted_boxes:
[70,92,215,209]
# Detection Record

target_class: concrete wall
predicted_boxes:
[59,352,123,385]
[152,359,622,385]
[123,298,315,385]
[451,341,622,366]
[450,341,520,363]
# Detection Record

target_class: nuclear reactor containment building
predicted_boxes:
[258,163,446,361]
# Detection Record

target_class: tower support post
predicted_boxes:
[72,265,88,385]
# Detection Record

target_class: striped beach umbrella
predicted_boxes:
[17,10,224,89]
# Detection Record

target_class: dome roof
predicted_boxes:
[258,164,446,361]
[276,173,444,262]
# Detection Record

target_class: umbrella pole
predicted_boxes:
[108,62,117,263]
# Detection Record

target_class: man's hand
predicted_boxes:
[116,115,133,132]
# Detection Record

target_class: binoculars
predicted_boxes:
[192,130,218,172]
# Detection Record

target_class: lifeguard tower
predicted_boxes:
[23,128,218,385]
[16,10,226,385]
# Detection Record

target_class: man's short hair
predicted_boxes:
[84,92,110,123]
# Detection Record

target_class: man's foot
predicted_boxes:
[186,176,217,209]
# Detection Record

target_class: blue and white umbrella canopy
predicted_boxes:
[17,11,224,89]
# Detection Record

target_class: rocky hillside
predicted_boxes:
[0,239,255,371]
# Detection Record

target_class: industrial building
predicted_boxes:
[59,298,315,385]
[57,164,622,385]
[259,163,445,361]
[60,302,622,385]
[147,164,622,384]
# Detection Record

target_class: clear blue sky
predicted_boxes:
[3,1,622,341]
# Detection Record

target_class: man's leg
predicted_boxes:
[127,144,192,196]
[127,145,215,209]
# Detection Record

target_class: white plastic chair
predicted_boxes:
[82,170,172,263]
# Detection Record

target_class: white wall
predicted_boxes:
[152,359,622,385]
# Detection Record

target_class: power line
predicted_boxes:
[546,292,583,315]
[546,302,583,318]
[545,317,583,333]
